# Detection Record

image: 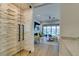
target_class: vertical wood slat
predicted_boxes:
[0,4,21,56]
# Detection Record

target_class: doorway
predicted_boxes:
[43,25,60,37]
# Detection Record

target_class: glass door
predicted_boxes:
[43,25,60,37]
[46,26,51,35]
[51,26,57,36]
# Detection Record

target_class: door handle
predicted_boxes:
[22,24,24,40]
[18,24,21,41]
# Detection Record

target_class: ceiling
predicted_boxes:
[32,3,47,8]
[33,3,60,22]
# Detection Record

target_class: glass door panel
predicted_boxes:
[43,25,60,36]
[51,26,56,36]
[57,26,60,36]
[43,26,47,35]
[47,26,51,35]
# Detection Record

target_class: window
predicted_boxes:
[43,26,47,35]
[43,25,60,36]
[47,26,51,35]
[57,26,60,35]
[52,26,56,36]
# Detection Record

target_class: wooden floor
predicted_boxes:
[15,37,59,56]
[15,42,59,56]
[15,49,32,56]
[33,43,59,56]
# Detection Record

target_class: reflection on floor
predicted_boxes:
[33,36,59,56]
[15,37,59,56]
[15,49,32,56]
[33,43,59,56]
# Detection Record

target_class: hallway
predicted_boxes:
[15,42,59,56]
[33,43,59,56]
[15,36,59,56]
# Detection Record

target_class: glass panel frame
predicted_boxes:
[43,25,60,36]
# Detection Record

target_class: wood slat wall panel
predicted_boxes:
[0,4,21,56]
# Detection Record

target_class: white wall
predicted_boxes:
[41,21,60,25]
[61,4,79,37]
[23,8,34,52]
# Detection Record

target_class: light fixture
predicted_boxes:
[49,16,51,19]
[53,17,55,19]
